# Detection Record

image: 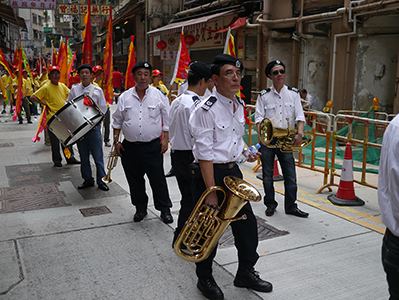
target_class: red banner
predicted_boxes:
[82,0,92,64]
[125,35,136,89]
[101,6,113,105]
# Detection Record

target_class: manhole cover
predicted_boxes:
[0,183,70,213]
[80,206,111,217]
[218,216,289,248]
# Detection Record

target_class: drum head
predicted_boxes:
[47,94,105,147]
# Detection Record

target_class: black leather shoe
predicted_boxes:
[160,212,173,224]
[197,276,224,300]
[67,158,81,164]
[78,180,94,189]
[265,206,276,216]
[98,182,109,191]
[234,268,273,293]
[134,211,147,222]
[286,208,309,218]
[54,162,62,168]
[165,169,175,177]
[27,121,32,124]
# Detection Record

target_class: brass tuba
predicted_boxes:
[259,118,314,152]
[174,176,261,262]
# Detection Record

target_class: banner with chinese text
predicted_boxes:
[10,0,56,9]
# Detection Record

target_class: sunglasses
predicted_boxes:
[272,69,285,76]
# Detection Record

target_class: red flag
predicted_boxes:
[101,6,113,105]
[0,48,14,79]
[59,38,69,84]
[125,35,136,89]
[32,106,47,142]
[12,42,19,67]
[82,0,92,64]
[170,30,191,86]
[13,47,23,122]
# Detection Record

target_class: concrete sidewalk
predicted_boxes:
[0,107,389,300]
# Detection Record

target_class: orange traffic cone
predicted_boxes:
[273,158,284,181]
[327,142,364,206]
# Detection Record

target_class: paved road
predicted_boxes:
[0,106,389,300]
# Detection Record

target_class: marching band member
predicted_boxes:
[189,54,272,300]
[255,60,308,218]
[112,61,173,223]
[30,66,80,167]
[169,61,212,246]
[66,64,109,191]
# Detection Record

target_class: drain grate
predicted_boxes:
[80,206,112,217]
[218,216,289,248]
[0,143,14,148]
[0,183,70,213]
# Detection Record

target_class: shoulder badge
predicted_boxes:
[192,95,201,107]
[235,95,244,106]
[288,86,299,93]
[201,96,217,111]
[259,88,271,96]
[156,86,167,96]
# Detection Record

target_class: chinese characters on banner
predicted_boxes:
[10,0,56,9]
[57,4,110,15]
[161,50,177,60]
[159,19,225,61]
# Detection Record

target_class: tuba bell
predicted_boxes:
[174,176,261,262]
[259,118,314,152]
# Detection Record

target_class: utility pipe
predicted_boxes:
[330,5,399,103]
[256,0,399,26]
[175,0,233,17]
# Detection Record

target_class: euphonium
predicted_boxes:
[102,143,119,184]
[174,176,261,262]
[259,118,314,152]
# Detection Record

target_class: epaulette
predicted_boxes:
[180,80,187,86]
[201,96,217,111]
[259,88,271,96]
[156,86,167,96]
[288,86,299,93]
[235,95,244,106]
[192,95,201,107]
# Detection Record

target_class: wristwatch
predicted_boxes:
[297,133,305,138]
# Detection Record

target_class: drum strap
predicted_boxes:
[89,84,95,98]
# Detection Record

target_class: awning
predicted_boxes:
[147,9,236,36]
[102,1,144,30]
[0,4,27,30]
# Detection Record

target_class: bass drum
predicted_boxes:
[47,94,104,147]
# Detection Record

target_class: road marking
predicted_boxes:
[242,170,384,234]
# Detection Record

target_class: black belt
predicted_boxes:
[126,138,159,146]
[213,162,236,170]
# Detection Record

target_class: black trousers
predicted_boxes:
[171,150,195,241]
[49,130,75,164]
[120,138,172,213]
[382,228,399,300]
[103,107,110,143]
[192,164,259,279]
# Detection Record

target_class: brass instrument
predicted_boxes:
[259,118,314,152]
[102,141,119,184]
[174,176,261,262]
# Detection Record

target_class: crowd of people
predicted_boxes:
[1,53,396,300]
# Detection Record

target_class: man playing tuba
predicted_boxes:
[189,54,272,300]
[255,60,309,218]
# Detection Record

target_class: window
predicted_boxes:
[245,33,257,61]
[32,14,37,24]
